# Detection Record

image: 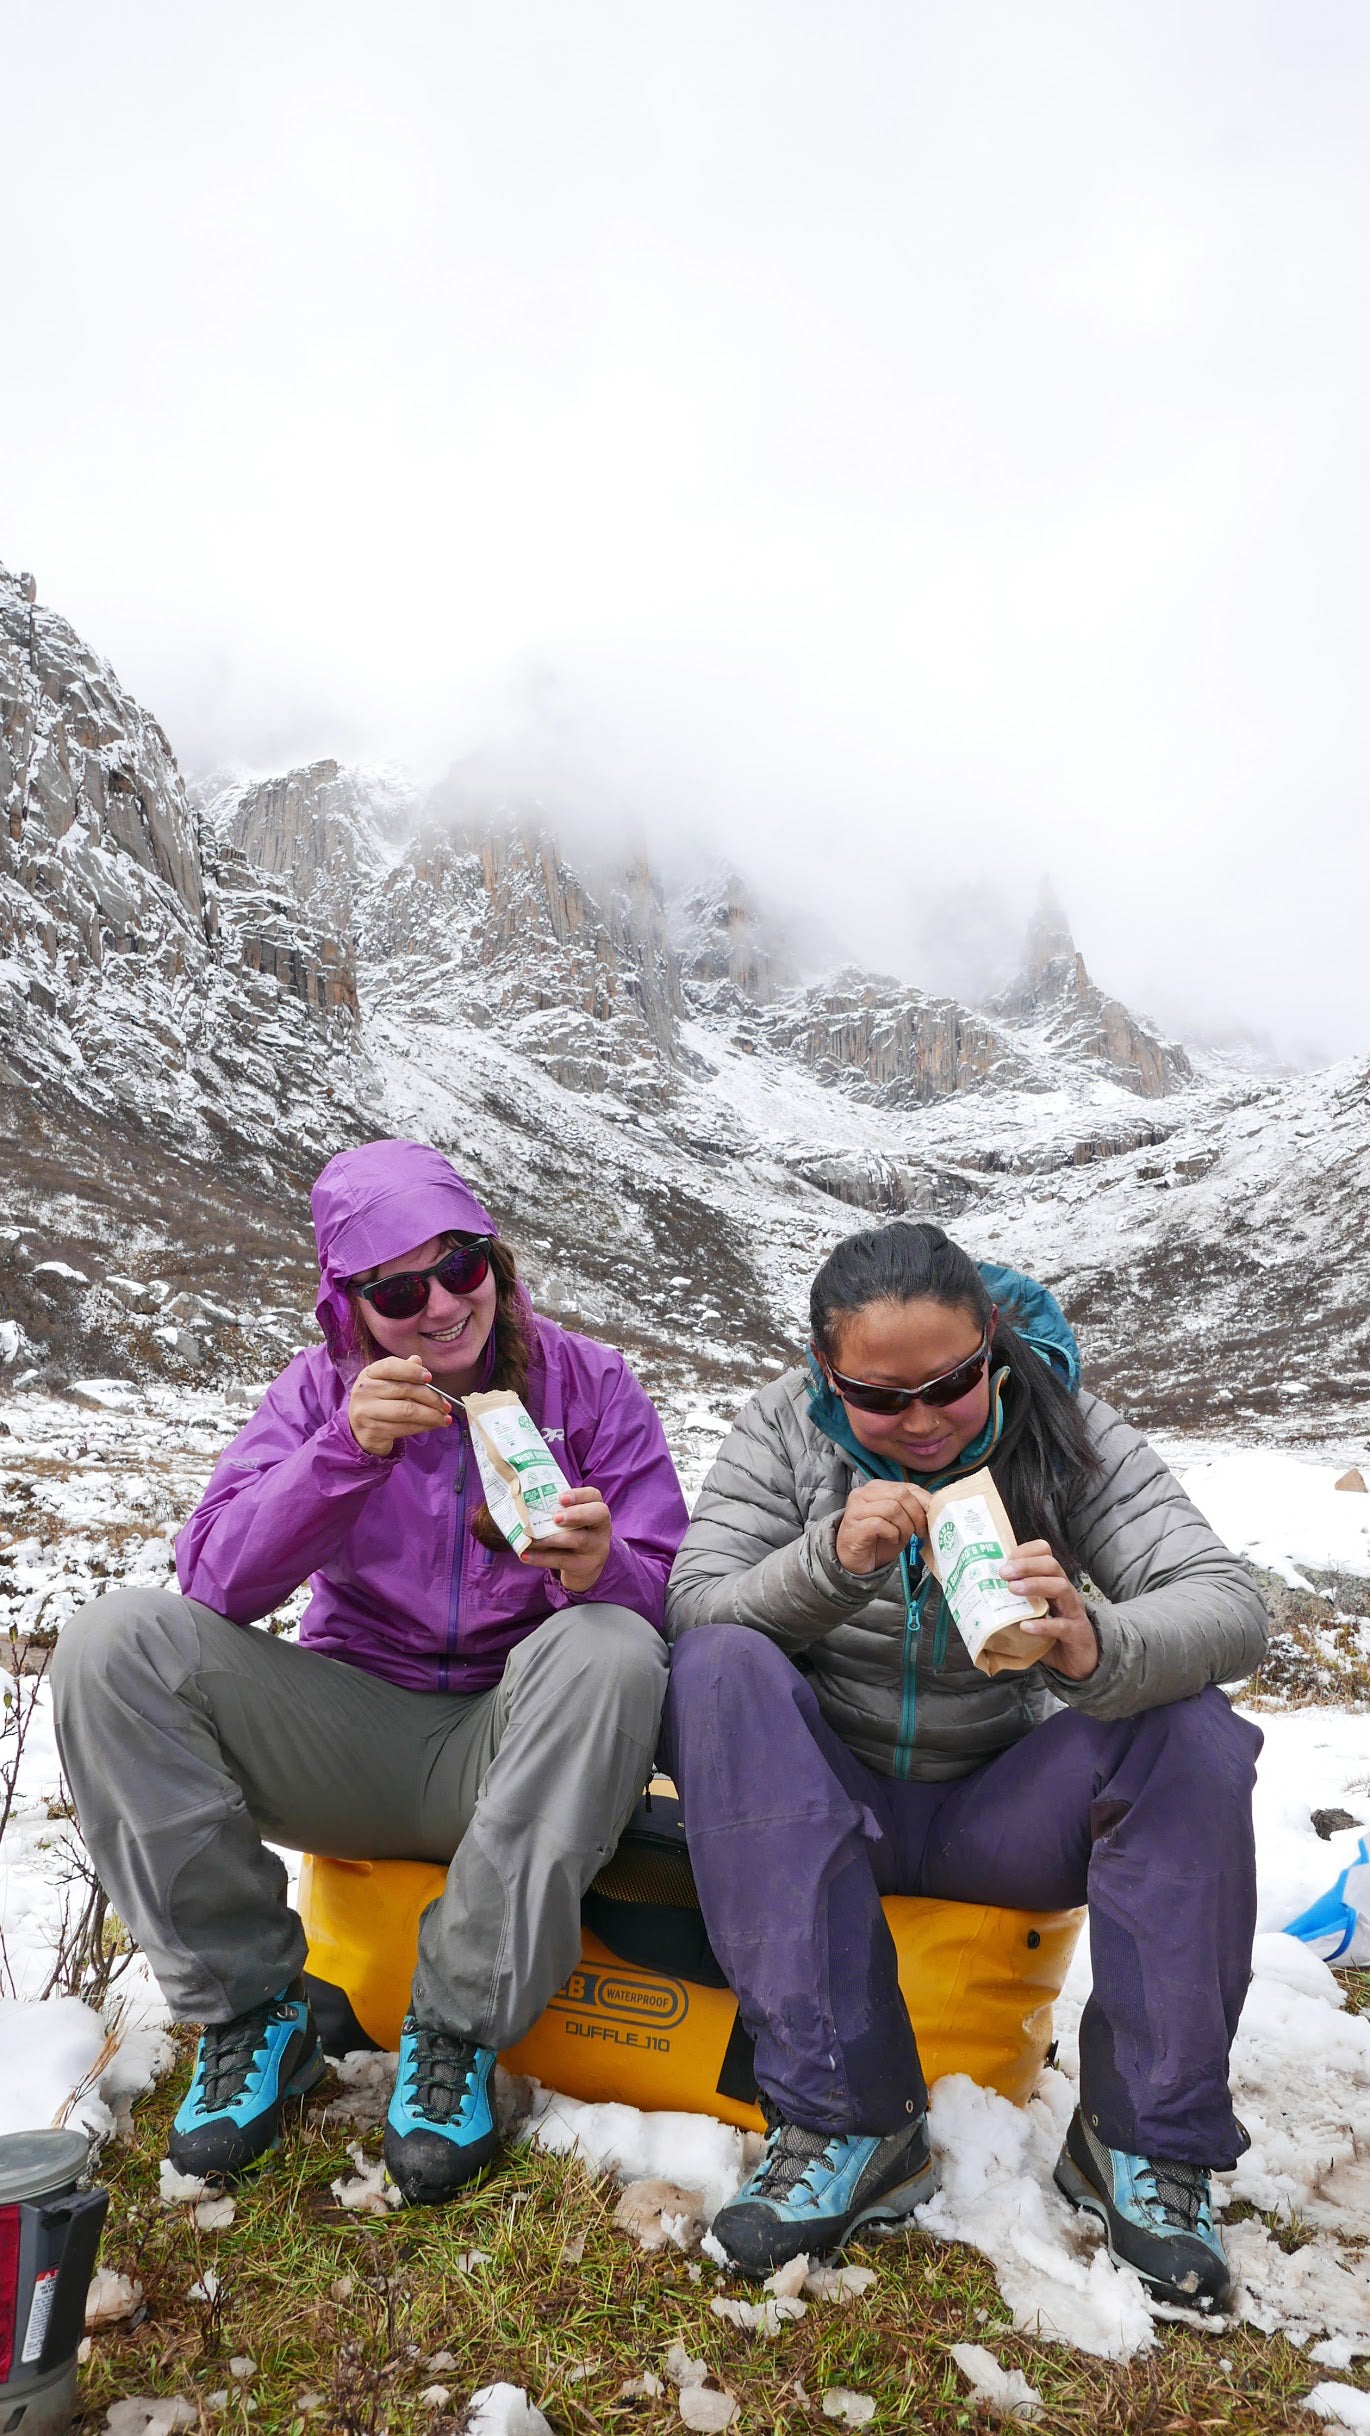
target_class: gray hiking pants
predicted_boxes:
[51,1587,667,2043]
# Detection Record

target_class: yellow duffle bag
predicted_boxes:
[299,1784,1082,2130]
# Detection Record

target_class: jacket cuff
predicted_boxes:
[1039,1599,1125,1712]
[320,1404,403,1471]
[810,1511,901,1608]
[562,1536,661,1626]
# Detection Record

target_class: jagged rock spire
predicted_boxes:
[993,880,1192,1099]
[1022,879,1078,979]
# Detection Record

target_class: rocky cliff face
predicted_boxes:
[959,1052,1370,1436]
[211,845,361,1019]
[992,884,1192,1098]
[672,877,1193,1110]
[1,562,209,979]
[0,565,379,1385]
[198,758,413,935]
[672,869,798,1010]
[0,563,370,1076]
[778,1146,986,1219]
[4,562,1363,1438]
[753,971,1033,1105]
[367,809,683,1094]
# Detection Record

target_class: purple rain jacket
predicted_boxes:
[174,1138,690,1694]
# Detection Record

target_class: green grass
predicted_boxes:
[75,2034,1370,2436]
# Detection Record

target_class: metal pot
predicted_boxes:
[0,2130,109,2436]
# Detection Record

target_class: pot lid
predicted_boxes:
[0,2129,93,2206]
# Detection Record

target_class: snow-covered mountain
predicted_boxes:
[2,557,1365,1440]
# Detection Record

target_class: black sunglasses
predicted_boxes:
[819,1325,993,1416]
[354,1238,492,1321]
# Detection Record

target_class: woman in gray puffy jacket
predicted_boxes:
[663,1220,1269,2306]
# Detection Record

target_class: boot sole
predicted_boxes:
[1053,2151,1231,2313]
[170,2041,329,2182]
[384,2131,503,2207]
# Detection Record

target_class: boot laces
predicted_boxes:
[1140,2158,1208,2234]
[751,2120,839,2204]
[405,2023,481,2124]
[198,1998,292,2111]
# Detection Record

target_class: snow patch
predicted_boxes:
[1178,1450,1370,1580]
[821,2392,877,2426]
[710,2292,806,2335]
[330,2142,401,2215]
[0,1995,164,2141]
[1304,2386,1370,2432]
[948,2342,1045,2420]
[103,2402,196,2435]
[525,2087,761,2224]
[84,2269,143,2326]
[464,2385,553,2436]
[917,2071,1156,2359]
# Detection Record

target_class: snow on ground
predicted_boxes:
[0,1611,172,2136]
[526,2090,761,2228]
[1244,1707,1370,1931]
[1175,1447,1370,1587]
[520,1709,1370,2360]
[0,1383,265,1637]
[0,1994,167,2143]
[1,1387,1368,2358]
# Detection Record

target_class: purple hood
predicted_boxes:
[312,1139,496,1368]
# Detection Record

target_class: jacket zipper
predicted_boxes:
[440,1434,468,1692]
[895,1546,920,1779]
[829,1385,1007,1776]
[849,1445,926,1779]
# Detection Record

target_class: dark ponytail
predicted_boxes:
[810,1220,1097,1572]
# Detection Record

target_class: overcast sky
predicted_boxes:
[5,2,1369,1062]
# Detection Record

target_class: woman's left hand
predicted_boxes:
[1002,1540,1099,1681]
[518,1484,613,1595]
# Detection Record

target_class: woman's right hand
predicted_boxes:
[348,1356,455,1457]
[834,1479,930,1576]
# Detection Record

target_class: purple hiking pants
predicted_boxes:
[661,1627,1261,2168]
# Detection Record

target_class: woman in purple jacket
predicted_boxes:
[53,1138,688,2205]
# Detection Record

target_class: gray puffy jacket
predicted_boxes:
[665,1370,1270,1780]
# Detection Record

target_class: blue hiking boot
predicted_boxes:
[383,2016,501,2205]
[1054,2108,1233,2311]
[169,1982,324,2180]
[711,2108,936,2277]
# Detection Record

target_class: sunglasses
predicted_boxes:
[820,1326,993,1416]
[353,1238,492,1321]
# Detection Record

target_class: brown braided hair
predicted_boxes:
[347,1231,536,1551]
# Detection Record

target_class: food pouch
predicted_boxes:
[922,1466,1048,1676]
[463,1390,571,1555]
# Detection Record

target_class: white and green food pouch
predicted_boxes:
[923,1466,1047,1675]
[463,1389,572,1555]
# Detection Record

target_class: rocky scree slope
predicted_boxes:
[1,559,1365,1439]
